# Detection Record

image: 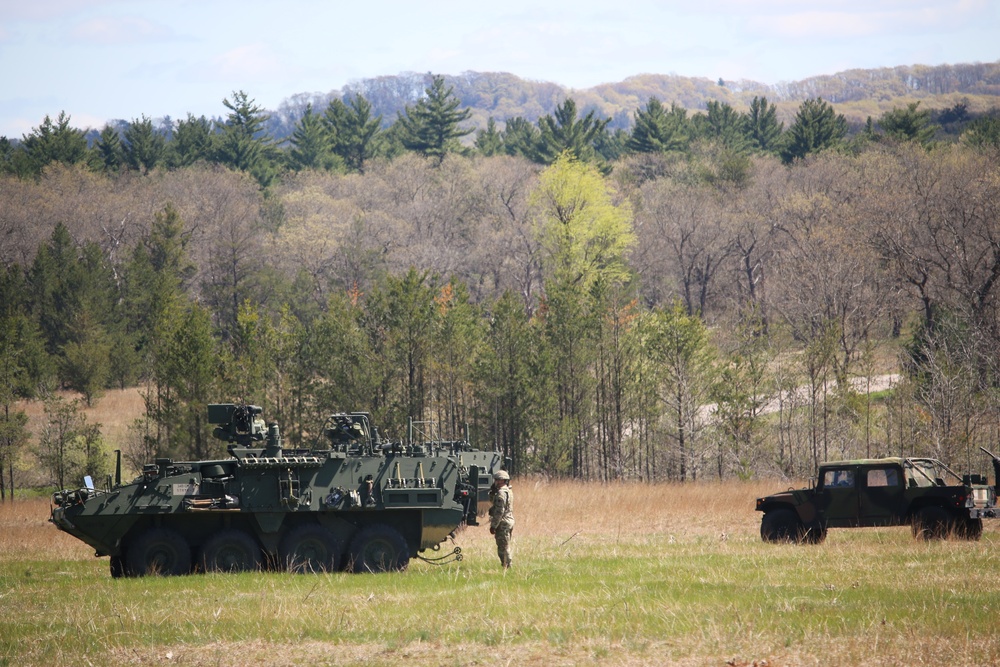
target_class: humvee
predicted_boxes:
[755,453,1000,543]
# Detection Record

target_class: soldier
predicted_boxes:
[488,470,514,569]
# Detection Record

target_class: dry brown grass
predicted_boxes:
[18,386,146,447]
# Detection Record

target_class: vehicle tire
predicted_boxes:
[125,527,192,576]
[911,506,952,540]
[279,525,341,573]
[200,529,262,573]
[801,522,827,544]
[955,517,983,541]
[760,508,803,543]
[110,555,127,579]
[347,524,409,573]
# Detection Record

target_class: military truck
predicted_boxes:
[755,453,1000,543]
[50,404,505,576]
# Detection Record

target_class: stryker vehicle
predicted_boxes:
[755,451,1000,543]
[51,404,505,576]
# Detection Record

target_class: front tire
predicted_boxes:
[760,508,803,543]
[200,529,262,573]
[347,524,409,573]
[125,527,192,576]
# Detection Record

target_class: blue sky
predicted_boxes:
[1,0,998,138]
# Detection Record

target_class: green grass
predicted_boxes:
[4,488,1000,666]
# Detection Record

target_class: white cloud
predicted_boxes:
[210,43,287,80]
[71,16,173,44]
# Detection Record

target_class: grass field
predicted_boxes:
[2,480,1000,667]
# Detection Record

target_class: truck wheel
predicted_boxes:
[801,522,827,544]
[200,529,262,573]
[347,524,409,573]
[955,517,983,541]
[912,506,952,540]
[279,525,341,573]
[110,555,127,579]
[125,527,192,576]
[760,508,803,543]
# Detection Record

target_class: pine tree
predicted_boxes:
[878,102,936,147]
[214,90,276,185]
[123,115,166,173]
[536,98,610,165]
[743,96,784,153]
[168,114,213,167]
[627,98,689,153]
[782,98,848,163]
[155,304,218,459]
[288,104,339,171]
[324,94,384,174]
[962,113,1000,149]
[20,112,88,175]
[475,291,535,474]
[475,117,504,157]
[693,101,749,153]
[28,223,83,356]
[501,117,540,159]
[92,125,124,174]
[395,75,473,165]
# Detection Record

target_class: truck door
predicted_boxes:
[858,465,904,526]
[818,466,860,526]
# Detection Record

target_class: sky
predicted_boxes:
[1,0,998,138]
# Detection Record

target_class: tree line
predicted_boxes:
[2,77,1000,498]
[5,75,1000,187]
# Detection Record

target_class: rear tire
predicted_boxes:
[347,524,409,573]
[110,555,126,579]
[200,529,262,573]
[956,517,983,541]
[125,527,192,576]
[911,506,952,540]
[760,508,803,543]
[279,525,341,573]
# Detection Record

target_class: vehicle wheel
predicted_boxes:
[912,506,952,540]
[125,527,192,576]
[760,508,803,543]
[801,522,827,544]
[347,524,409,573]
[279,525,341,573]
[956,517,983,541]
[110,555,127,579]
[200,529,262,573]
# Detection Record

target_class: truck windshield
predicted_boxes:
[906,459,962,487]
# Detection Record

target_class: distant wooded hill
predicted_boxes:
[267,61,1000,137]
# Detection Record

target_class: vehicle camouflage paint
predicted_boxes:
[755,451,1000,543]
[50,404,505,576]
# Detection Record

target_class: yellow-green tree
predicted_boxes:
[531,153,635,477]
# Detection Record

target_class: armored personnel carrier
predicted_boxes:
[51,404,505,576]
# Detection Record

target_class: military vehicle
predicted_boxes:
[755,452,1000,543]
[50,404,505,576]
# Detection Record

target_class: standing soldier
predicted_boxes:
[489,470,514,569]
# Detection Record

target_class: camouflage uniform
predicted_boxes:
[489,473,514,569]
